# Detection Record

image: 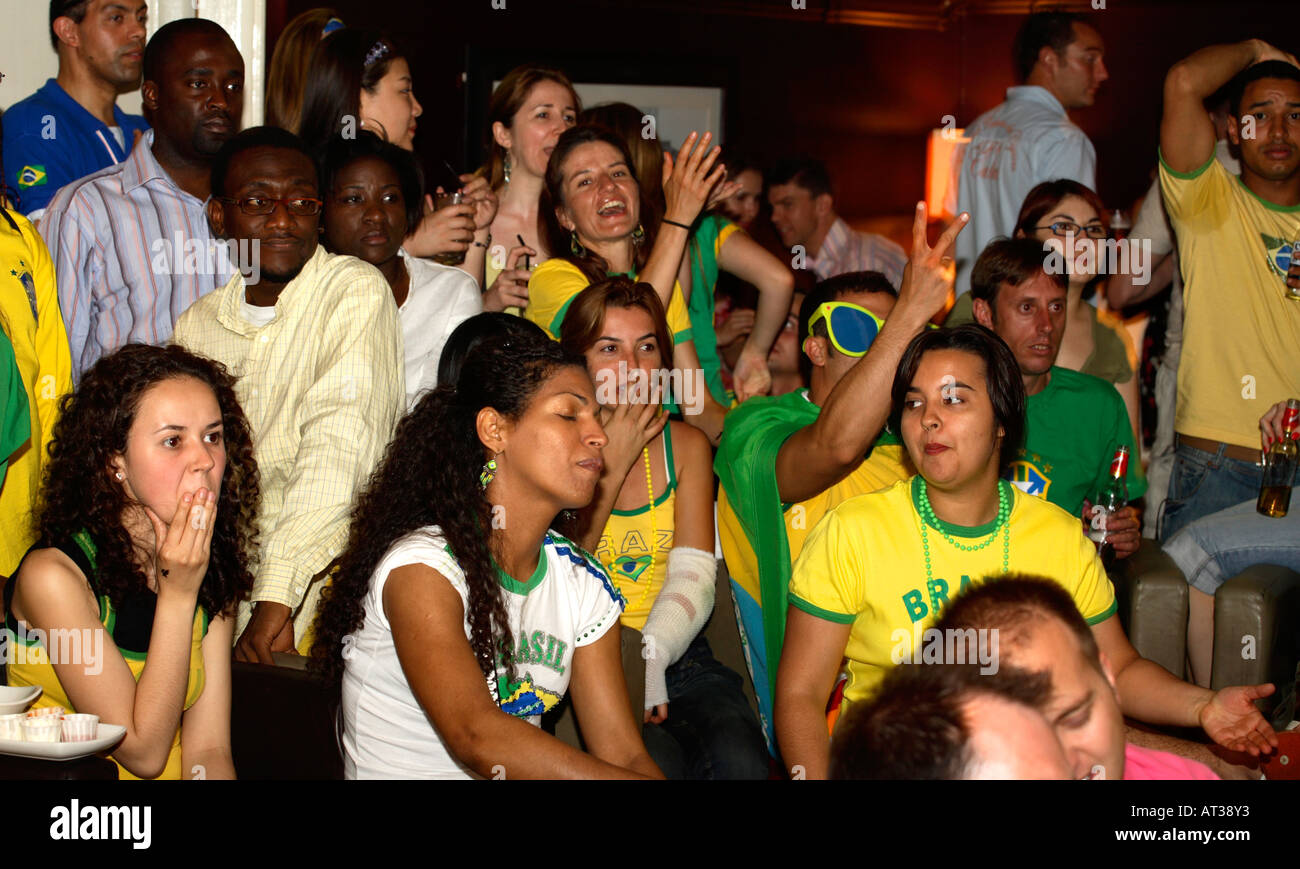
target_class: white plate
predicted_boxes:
[0,724,125,761]
[0,685,42,715]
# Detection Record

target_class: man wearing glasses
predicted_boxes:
[950,11,1107,299]
[173,125,404,665]
[715,206,967,755]
[969,238,1145,560]
[39,18,244,381]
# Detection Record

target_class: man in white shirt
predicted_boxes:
[767,156,906,289]
[951,11,1109,298]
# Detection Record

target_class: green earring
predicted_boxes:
[570,232,585,257]
[479,456,498,489]
[631,223,645,245]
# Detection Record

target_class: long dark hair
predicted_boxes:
[889,324,1026,473]
[37,344,259,617]
[297,28,402,158]
[541,124,657,287]
[311,317,587,694]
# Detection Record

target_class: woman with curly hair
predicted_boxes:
[311,316,661,779]
[4,344,258,780]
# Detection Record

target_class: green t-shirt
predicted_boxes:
[0,329,30,487]
[1010,366,1146,515]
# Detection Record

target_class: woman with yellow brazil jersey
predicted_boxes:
[561,277,769,779]
[5,344,257,779]
[775,324,1280,780]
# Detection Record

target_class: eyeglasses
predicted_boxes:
[1036,221,1108,239]
[215,196,323,216]
[807,301,883,357]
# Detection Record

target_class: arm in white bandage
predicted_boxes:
[640,546,717,709]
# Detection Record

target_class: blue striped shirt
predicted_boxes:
[38,130,232,381]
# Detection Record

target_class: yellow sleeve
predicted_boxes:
[20,215,71,446]
[1067,524,1118,625]
[716,222,742,256]
[525,259,590,340]
[788,504,867,624]
[664,280,693,344]
[1158,150,1230,230]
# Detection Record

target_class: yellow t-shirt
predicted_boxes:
[593,425,677,631]
[1160,154,1300,448]
[6,535,210,780]
[525,258,693,343]
[789,477,1116,723]
[0,210,73,575]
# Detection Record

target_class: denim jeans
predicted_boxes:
[1159,440,1263,542]
[641,635,770,780]
[1163,491,1300,595]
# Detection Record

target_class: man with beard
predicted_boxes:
[1158,42,1300,540]
[4,1,152,218]
[173,126,403,664]
[39,18,245,380]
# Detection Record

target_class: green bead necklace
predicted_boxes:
[917,478,1012,612]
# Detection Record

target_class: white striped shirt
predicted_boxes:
[809,217,907,289]
[38,130,232,381]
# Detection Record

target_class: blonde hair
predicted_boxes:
[265,8,342,133]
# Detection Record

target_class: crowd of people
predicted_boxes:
[0,1,1297,780]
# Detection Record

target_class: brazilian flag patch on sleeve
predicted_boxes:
[18,166,47,189]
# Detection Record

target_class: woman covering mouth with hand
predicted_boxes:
[4,344,258,780]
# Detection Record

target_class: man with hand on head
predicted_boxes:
[1157,41,1300,540]
[40,17,245,381]
[5,0,151,218]
[172,126,404,662]
[969,238,1145,558]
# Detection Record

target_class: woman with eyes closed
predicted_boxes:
[948,180,1140,439]
[528,125,732,443]
[321,132,481,408]
[774,324,1277,779]
[4,344,258,780]
[310,321,662,779]
[559,277,769,779]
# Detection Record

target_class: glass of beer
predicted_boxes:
[433,191,467,267]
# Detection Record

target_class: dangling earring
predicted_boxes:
[479,455,499,490]
[570,232,586,257]
[503,152,512,186]
[630,223,645,246]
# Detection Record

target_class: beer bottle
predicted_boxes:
[1088,446,1129,551]
[1257,398,1300,518]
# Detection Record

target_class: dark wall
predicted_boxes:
[272,0,1297,220]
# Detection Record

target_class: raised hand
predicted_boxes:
[1198,683,1279,756]
[143,488,218,598]
[404,192,476,259]
[1253,39,1300,69]
[458,173,499,230]
[483,244,535,312]
[897,202,969,322]
[600,397,669,481]
[660,131,728,229]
